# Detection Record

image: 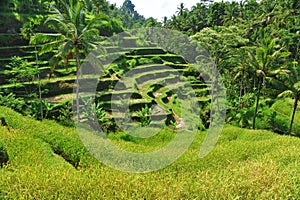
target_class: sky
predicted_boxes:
[107,0,207,21]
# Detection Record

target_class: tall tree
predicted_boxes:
[209,2,226,26]
[176,3,186,16]
[249,33,291,129]
[31,0,104,121]
[89,0,107,13]
[121,0,135,16]
[191,26,249,72]
[223,2,240,25]
[278,61,300,135]
[229,47,253,106]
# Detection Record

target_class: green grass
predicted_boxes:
[1,107,300,198]
[271,98,300,135]
[272,98,300,124]
[0,107,86,168]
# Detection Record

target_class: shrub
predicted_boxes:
[272,115,289,134]
[138,105,152,127]
[137,58,153,65]
[5,56,38,84]
[151,56,164,64]
[0,92,26,114]
[126,59,137,69]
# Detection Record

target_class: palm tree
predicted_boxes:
[230,47,252,106]
[190,2,209,31]
[223,2,239,25]
[278,61,300,135]
[31,0,105,121]
[163,16,168,27]
[176,3,186,16]
[170,15,179,29]
[249,34,291,129]
[287,84,300,135]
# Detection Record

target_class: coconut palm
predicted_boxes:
[278,61,300,135]
[249,33,291,129]
[176,3,186,16]
[229,47,253,106]
[223,2,240,25]
[31,0,106,121]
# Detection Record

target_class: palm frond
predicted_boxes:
[46,17,73,33]
[58,40,74,58]
[49,55,61,70]
[39,41,63,55]
[278,90,293,98]
[30,33,63,45]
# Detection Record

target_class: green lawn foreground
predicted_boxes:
[0,106,300,199]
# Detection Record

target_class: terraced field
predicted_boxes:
[86,35,215,129]
[1,33,212,130]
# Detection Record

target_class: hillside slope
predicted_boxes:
[1,107,300,199]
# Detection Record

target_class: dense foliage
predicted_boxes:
[1,0,300,199]
[0,0,299,134]
[163,0,299,132]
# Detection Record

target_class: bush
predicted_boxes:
[151,56,164,64]
[5,56,38,84]
[0,92,26,114]
[137,58,153,65]
[272,115,289,134]
[138,105,151,127]
[97,18,123,37]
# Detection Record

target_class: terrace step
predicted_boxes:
[125,64,184,76]
[125,55,188,64]
[126,48,167,56]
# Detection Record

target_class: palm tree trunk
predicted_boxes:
[289,96,298,135]
[252,84,261,129]
[239,77,243,108]
[75,49,80,122]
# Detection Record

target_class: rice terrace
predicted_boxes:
[0,0,300,199]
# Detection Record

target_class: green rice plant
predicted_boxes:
[0,106,86,168]
[2,123,300,199]
[138,104,151,127]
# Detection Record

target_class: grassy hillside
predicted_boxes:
[272,98,300,124]
[1,106,300,199]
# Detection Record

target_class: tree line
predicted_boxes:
[159,0,299,133]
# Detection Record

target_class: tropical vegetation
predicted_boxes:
[0,0,300,199]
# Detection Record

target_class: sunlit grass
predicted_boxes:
[272,98,300,124]
[1,107,300,199]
